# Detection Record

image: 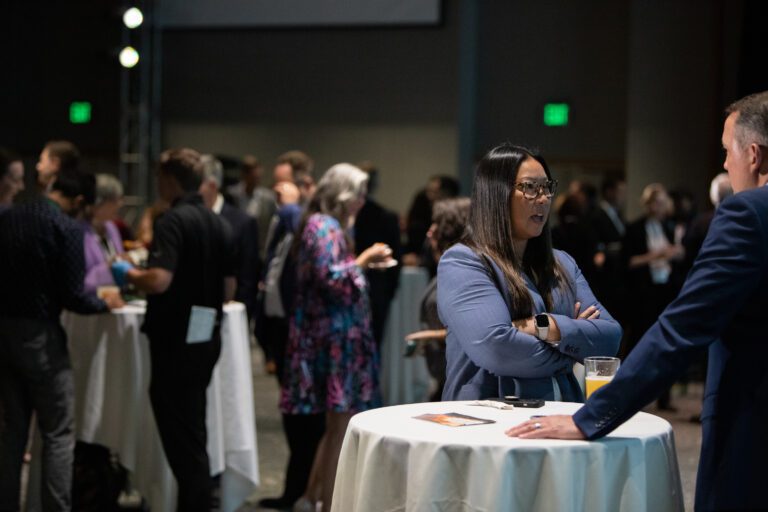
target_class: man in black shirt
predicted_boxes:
[116,148,235,512]
[0,168,123,512]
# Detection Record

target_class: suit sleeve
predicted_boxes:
[437,246,572,378]
[549,251,623,361]
[235,216,260,313]
[574,194,767,438]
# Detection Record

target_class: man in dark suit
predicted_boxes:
[506,90,768,511]
[354,163,402,347]
[590,177,627,323]
[200,154,261,319]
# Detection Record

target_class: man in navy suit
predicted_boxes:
[506,90,768,511]
[200,155,261,318]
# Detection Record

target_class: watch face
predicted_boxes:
[535,314,549,328]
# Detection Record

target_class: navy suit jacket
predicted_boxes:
[438,244,622,401]
[573,186,768,511]
[220,202,260,317]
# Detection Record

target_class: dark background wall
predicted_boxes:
[160,3,459,212]
[3,1,122,161]
[475,1,630,163]
[3,0,767,217]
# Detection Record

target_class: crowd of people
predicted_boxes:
[1,89,765,512]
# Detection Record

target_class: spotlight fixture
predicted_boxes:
[123,7,144,29]
[119,46,140,68]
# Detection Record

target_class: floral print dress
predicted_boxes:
[279,213,382,414]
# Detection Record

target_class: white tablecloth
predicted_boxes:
[380,267,431,405]
[332,401,683,512]
[63,301,259,512]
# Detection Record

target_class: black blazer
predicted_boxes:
[221,202,261,317]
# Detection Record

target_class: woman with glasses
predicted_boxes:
[438,143,621,402]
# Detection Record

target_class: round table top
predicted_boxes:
[349,400,673,448]
[108,300,245,316]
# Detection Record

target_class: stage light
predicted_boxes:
[123,7,144,29]
[119,46,140,68]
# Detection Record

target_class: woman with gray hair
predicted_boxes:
[82,173,126,293]
[279,163,393,512]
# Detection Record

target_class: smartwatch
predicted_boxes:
[534,313,549,341]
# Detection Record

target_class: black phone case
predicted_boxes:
[507,399,545,408]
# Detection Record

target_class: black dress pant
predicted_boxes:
[0,318,74,512]
[148,332,221,512]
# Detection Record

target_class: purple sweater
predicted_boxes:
[82,220,124,294]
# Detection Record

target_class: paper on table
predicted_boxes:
[414,413,495,427]
[186,305,216,343]
[468,400,515,410]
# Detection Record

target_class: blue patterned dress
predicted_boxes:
[279,213,382,414]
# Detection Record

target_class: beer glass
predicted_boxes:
[584,356,620,398]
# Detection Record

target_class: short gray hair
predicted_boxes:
[95,174,123,204]
[726,91,768,148]
[313,163,368,221]
[200,154,223,189]
[709,172,732,207]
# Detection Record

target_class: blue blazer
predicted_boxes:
[438,243,622,402]
[573,186,768,511]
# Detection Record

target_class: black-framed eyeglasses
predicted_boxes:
[514,180,558,200]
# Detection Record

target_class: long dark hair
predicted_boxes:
[463,143,570,316]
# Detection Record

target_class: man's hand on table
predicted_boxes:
[505,415,586,440]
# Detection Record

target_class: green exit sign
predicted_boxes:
[69,102,92,124]
[543,103,569,126]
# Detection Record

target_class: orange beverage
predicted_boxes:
[584,356,620,398]
[585,375,613,398]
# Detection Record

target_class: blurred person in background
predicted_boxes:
[36,140,80,193]
[135,199,169,248]
[353,161,402,348]
[280,164,392,512]
[668,188,697,288]
[273,150,317,211]
[403,175,460,269]
[82,174,126,294]
[682,173,733,414]
[590,177,627,323]
[438,144,621,402]
[0,168,123,512]
[405,197,470,401]
[228,154,277,258]
[114,148,235,512]
[200,154,261,320]
[256,179,324,511]
[685,173,732,265]
[551,193,602,282]
[0,148,24,212]
[622,183,684,410]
